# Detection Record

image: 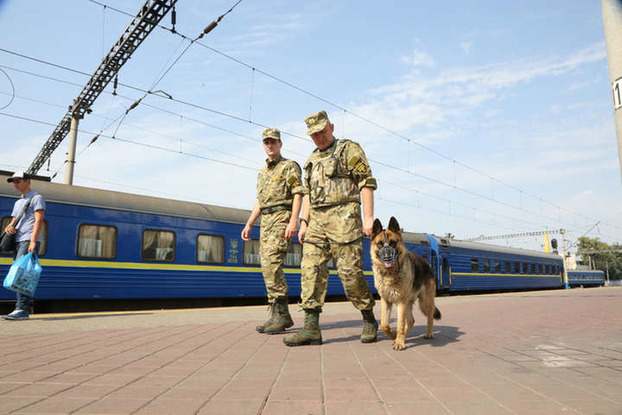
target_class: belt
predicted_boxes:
[260,204,291,215]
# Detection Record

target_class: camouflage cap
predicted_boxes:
[262,128,281,141]
[305,111,330,135]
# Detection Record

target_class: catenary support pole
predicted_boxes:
[64,116,79,185]
[602,0,622,182]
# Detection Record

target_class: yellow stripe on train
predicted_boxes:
[0,257,373,276]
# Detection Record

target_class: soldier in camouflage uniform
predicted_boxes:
[242,128,306,334]
[283,111,378,347]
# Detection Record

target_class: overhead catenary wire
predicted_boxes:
[0,67,16,110]
[0,108,616,246]
[0,50,619,244]
[0,111,258,174]
[2,2,619,244]
[81,2,615,232]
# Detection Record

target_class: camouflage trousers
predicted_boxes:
[260,209,291,303]
[300,203,375,311]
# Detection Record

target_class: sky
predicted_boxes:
[0,0,620,253]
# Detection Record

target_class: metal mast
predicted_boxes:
[26,0,178,183]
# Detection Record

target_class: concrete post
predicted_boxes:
[602,0,622,181]
[64,116,79,185]
[561,229,569,289]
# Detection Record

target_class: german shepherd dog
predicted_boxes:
[371,217,441,350]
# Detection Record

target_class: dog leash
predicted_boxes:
[301,235,365,247]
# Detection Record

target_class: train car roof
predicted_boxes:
[0,180,251,225]
[429,235,562,261]
[402,231,431,246]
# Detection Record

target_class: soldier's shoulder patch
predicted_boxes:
[287,176,301,187]
[348,156,369,175]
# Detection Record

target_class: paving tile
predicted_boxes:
[133,397,205,415]
[196,399,263,415]
[105,384,169,399]
[74,397,152,414]
[0,395,46,413]
[325,401,387,415]
[15,396,96,414]
[444,399,514,414]
[376,386,435,402]
[262,399,324,414]
[268,386,323,401]
[55,383,119,399]
[384,401,448,415]
[2,382,72,398]
[0,288,620,415]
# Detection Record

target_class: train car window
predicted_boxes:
[197,234,225,264]
[470,258,479,272]
[504,261,511,273]
[0,216,12,255]
[483,259,490,273]
[0,216,48,256]
[77,224,117,259]
[243,240,261,265]
[38,220,49,256]
[284,243,302,267]
[515,262,520,274]
[493,260,501,273]
[142,230,175,262]
[530,263,536,274]
[327,257,336,269]
[538,264,543,274]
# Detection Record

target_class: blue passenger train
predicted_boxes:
[0,180,603,304]
[567,269,606,287]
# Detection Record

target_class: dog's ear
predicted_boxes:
[388,217,401,234]
[372,219,383,239]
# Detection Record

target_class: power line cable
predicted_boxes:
[1,52,619,242]
[0,105,613,242]
[2,23,619,241]
[0,68,16,110]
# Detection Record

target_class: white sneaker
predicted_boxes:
[2,309,30,320]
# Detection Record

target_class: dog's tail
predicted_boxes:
[433,306,441,320]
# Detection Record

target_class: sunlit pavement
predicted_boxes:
[1,287,621,414]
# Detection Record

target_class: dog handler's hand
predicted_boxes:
[363,216,374,237]
[298,221,307,244]
[284,222,297,240]
[241,225,252,242]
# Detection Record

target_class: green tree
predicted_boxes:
[576,237,622,281]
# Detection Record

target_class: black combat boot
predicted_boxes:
[263,297,294,334]
[256,302,277,333]
[283,309,322,346]
[360,309,378,343]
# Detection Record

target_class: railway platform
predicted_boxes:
[0,287,621,414]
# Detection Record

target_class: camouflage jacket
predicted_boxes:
[304,139,377,209]
[257,155,306,210]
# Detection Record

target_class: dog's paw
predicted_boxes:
[382,327,396,340]
[424,334,434,339]
[393,340,406,351]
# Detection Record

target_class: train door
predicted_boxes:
[430,250,439,286]
[439,254,450,290]
[424,234,449,291]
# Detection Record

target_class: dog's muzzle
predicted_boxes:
[378,232,397,268]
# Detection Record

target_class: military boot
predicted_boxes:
[360,309,378,343]
[263,297,294,334]
[256,302,277,333]
[283,309,322,346]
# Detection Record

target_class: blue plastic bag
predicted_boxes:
[3,252,42,296]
